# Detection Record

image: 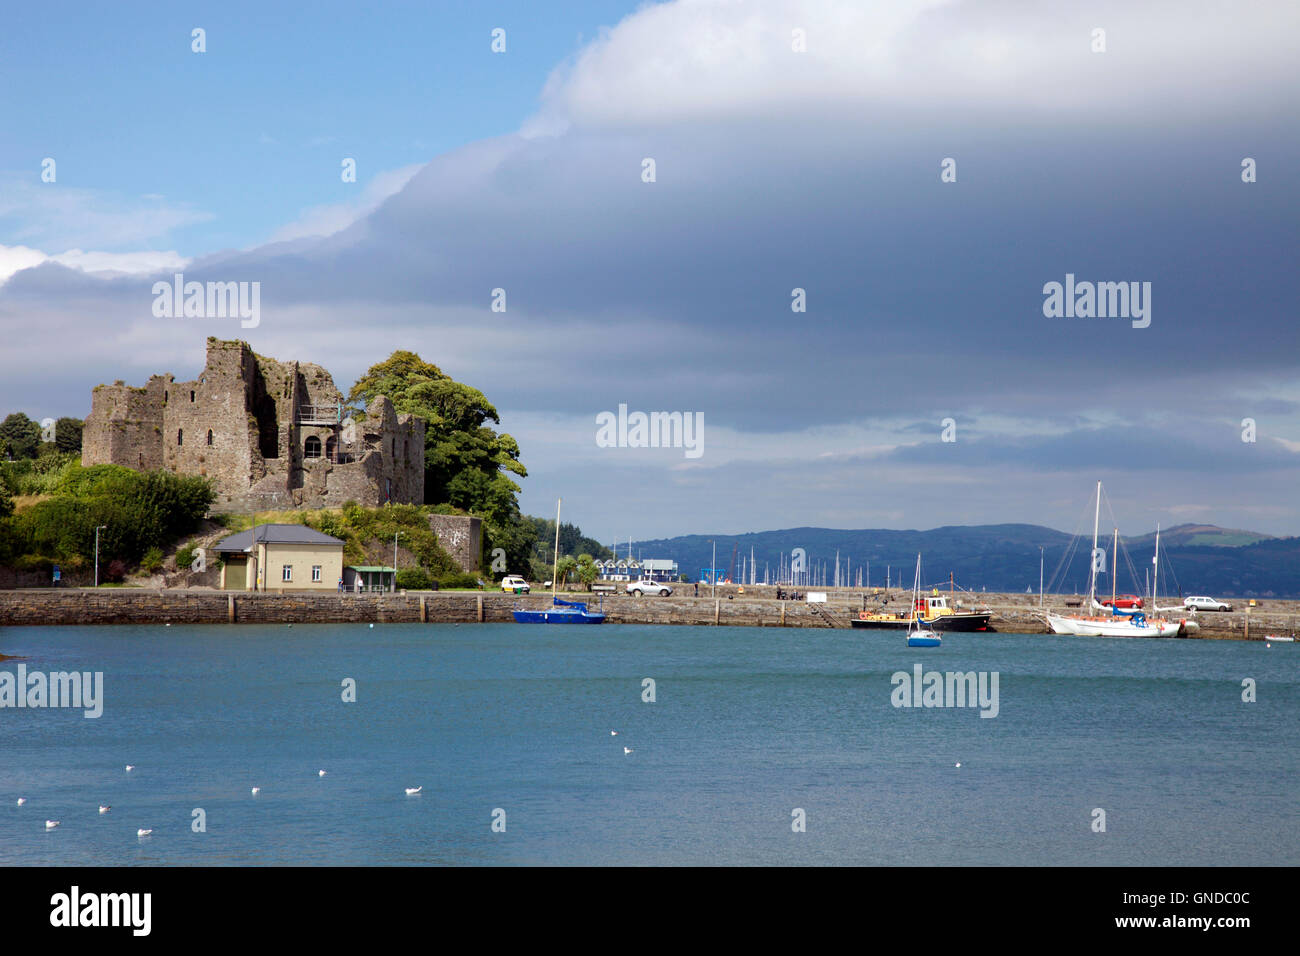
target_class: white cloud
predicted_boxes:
[265,164,424,243]
[529,0,1299,131]
[0,176,212,250]
[0,244,189,284]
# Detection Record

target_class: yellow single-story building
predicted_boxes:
[212,524,345,592]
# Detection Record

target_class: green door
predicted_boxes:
[225,556,247,590]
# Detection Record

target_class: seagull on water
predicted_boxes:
[251,787,260,795]
[99,805,111,814]
[955,762,962,768]
[137,828,152,837]
[45,820,60,830]
[16,798,25,806]
[610,730,618,736]
[318,770,327,777]
[405,787,422,795]
[125,765,135,772]
[624,746,633,755]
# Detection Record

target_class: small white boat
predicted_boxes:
[1263,634,1295,643]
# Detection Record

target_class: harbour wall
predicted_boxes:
[0,589,1295,639]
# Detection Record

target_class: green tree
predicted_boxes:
[347,352,527,520]
[554,555,577,588]
[577,553,599,591]
[55,417,84,453]
[0,473,13,519]
[0,413,41,460]
[349,351,536,573]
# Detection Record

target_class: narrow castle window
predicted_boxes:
[177,429,183,446]
[206,430,214,446]
[190,390,195,402]
[164,390,168,404]
[304,436,322,458]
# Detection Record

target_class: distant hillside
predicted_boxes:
[1123,524,1273,550]
[627,524,1299,598]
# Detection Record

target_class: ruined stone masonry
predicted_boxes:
[82,338,425,511]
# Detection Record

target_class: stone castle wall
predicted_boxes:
[82,338,424,511]
[427,514,482,572]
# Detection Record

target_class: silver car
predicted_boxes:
[627,579,672,597]
[1184,595,1233,612]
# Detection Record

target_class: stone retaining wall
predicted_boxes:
[0,589,1292,639]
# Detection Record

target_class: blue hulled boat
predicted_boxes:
[514,498,608,624]
[512,597,607,624]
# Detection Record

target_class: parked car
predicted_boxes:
[1100,594,1143,609]
[1184,595,1233,612]
[500,575,530,594]
[627,579,672,597]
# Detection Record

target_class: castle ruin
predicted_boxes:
[82,338,425,512]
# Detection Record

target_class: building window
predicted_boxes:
[206,429,214,446]
[177,428,183,446]
[312,565,322,583]
[164,390,169,404]
[326,436,337,460]
[282,565,293,582]
[304,435,322,458]
[190,390,195,402]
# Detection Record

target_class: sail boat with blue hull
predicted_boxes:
[906,554,942,648]
[512,498,607,625]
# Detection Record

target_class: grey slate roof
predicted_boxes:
[213,523,344,552]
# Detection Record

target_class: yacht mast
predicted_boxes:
[1089,480,1101,605]
[1111,527,1118,607]
[551,499,561,599]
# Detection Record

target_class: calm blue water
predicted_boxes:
[1,623,1296,866]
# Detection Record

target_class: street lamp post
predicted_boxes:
[709,539,716,598]
[1039,547,1044,608]
[94,525,107,587]
[392,532,403,593]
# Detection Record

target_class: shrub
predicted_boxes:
[141,547,164,574]
[175,542,197,570]
[103,559,127,583]
[395,567,433,590]
[438,571,481,589]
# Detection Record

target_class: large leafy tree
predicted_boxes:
[0,413,41,460]
[349,352,534,572]
[55,417,83,453]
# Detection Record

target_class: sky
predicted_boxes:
[2,0,1297,544]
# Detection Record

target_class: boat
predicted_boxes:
[512,596,607,624]
[904,555,942,648]
[1263,634,1295,643]
[1044,483,1182,638]
[852,589,991,631]
[512,497,607,625]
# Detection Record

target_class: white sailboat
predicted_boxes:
[1045,482,1181,638]
[906,554,942,648]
